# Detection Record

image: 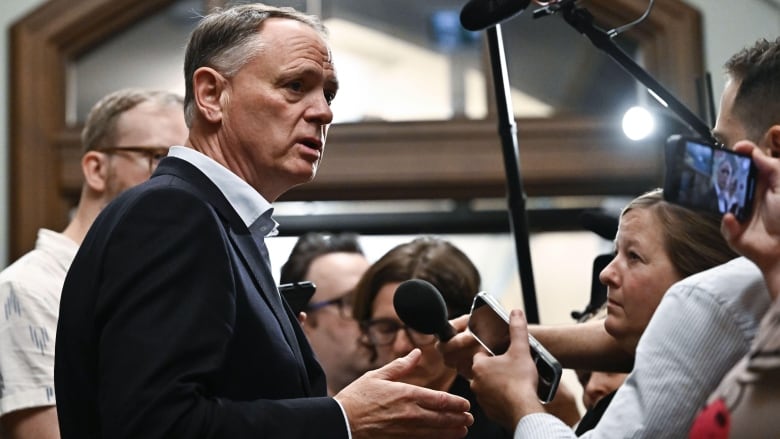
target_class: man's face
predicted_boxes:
[302,252,370,394]
[105,101,188,200]
[713,78,750,150]
[218,18,338,201]
[717,161,732,190]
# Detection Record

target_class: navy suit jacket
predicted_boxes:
[55,157,347,438]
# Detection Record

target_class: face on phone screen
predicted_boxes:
[664,136,756,221]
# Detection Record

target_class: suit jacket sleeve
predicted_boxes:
[77,185,347,438]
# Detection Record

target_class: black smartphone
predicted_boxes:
[468,292,563,404]
[663,134,757,221]
[279,281,317,315]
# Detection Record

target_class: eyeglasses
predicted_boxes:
[305,293,353,319]
[97,146,170,173]
[361,318,437,347]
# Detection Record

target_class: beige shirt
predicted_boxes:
[0,229,78,416]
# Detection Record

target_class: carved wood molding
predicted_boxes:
[8,0,703,260]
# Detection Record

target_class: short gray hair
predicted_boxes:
[182,3,327,125]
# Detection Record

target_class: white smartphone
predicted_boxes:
[468,292,562,404]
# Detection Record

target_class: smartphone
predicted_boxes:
[279,281,317,315]
[663,134,757,221]
[468,292,563,404]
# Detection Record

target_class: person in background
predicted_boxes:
[688,115,780,437]
[0,88,188,439]
[440,188,739,437]
[572,306,628,435]
[279,232,373,395]
[54,4,473,439]
[351,236,512,438]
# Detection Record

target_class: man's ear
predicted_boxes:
[82,151,108,192]
[192,66,227,123]
[766,125,780,158]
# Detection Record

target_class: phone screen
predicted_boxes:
[467,292,562,403]
[664,135,757,221]
[468,294,510,355]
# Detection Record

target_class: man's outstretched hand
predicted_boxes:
[335,348,473,439]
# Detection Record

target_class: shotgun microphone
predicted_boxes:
[460,0,532,31]
[393,279,456,342]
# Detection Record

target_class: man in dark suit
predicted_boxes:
[54,4,473,439]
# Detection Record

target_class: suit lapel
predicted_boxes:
[153,158,312,395]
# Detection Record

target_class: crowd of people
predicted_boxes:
[0,2,777,438]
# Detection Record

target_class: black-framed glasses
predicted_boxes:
[361,318,437,347]
[97,146,170,173]
[305,293,353,319]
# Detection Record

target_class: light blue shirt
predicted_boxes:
[167,146,278,237]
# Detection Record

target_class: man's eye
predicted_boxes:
[288,81,304,92]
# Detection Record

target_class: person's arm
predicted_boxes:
[582,263,766,438]
[529,321,634,372]
[466,310,577,438]
[0,407,59,439]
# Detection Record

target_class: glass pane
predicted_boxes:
[69,0,203,124]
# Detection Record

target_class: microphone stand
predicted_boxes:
[485,24,540,324]
[533,0,717,145]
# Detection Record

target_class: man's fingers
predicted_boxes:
[414,386,472,413]
[507,309,531,351]
[449,314,470,332]
[369,348,422,381]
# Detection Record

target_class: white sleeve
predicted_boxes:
[587,280,761,438]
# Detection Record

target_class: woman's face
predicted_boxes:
[368,282,454,389]
[600,207,681,352]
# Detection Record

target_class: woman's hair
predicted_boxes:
[621,188,738,279]
[352,236,481,324]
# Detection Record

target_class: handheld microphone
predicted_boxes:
[460,0,532,32]
[393,279,456,342]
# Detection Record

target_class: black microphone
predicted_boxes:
[460,0,532,32]
[393,279,456,342]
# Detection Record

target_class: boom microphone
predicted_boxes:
[393,279,456,342]
[460,0,532,32]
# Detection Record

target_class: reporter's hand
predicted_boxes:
[722,141,780,293]
[436,315,486,379]
[335,348,473,439]
[470,309,544,431]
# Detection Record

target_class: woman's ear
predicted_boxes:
[82,151,108,192]
[192,66,227,124]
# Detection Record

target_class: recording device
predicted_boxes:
[393,279,456,341]
[460,0,532,31]
[663,135,757,222]
[279,281,317,315]
[468,292,562,403]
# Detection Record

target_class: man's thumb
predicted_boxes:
[372,348,422,380]
[508,310,529,347]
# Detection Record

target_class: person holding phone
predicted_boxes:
[352,236,563,438]
[439,37,780,438]
[689,142,780,437]
[440,189,739,435]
